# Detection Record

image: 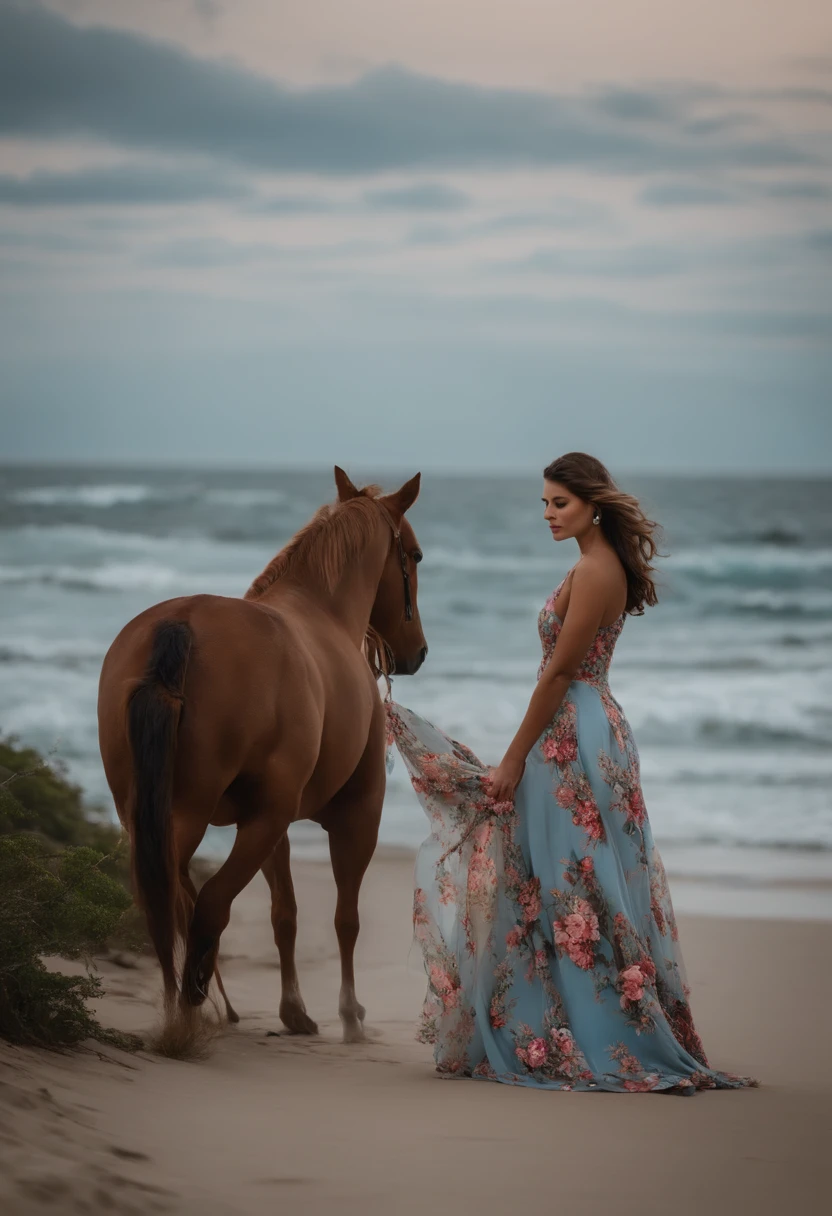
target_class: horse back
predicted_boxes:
[99,592,381,824]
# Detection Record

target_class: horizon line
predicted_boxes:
[0,458,830,481]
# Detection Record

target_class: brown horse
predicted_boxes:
[97,467,426,1044]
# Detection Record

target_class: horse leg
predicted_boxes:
[261,834,318,1035]
[213,958,239,1023]
[179,868,240,1024]
[321,713,385,1044]
[326,798,382,1043]
[183,806,289,1008]
[171,812,239,1021]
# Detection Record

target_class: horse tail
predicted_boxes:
[127,619,192,1007]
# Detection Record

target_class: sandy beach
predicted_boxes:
[2,847,830,1215]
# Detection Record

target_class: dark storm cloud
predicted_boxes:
[640,177,832,208]
[496,244,690,279]
[138,237,276,267]
[254,185,470,216]
[806,229,832,252]
[761,87,832,106]
[403,200,612,248]
[362,183,470,210]
[681,113,761,136]
[252,195,339,214]
[764,180,832,201]
[0,226,118,253]
[475,203,612,232]
[0,4,812,178]
[404,224,458,246]
[712,310,832,341]
[141,234,381,268]
[0,162,249,206]
[589,85,707,123]
[639,182,736,206]
[588,84,762,134]
[193,0,223,21]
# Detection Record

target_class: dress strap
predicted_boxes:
[551,563,579,618]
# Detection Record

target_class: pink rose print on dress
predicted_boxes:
[542,733,578,764]
[626,787,646,828]
[489,998,507,1029]
[526,1037,548,1069]
[556,783,576,809]
[517,878,542,925]
[553,898,601,971]
[608,1042,660,1090]
[572,797,605,841]
[429,964,461,1011]
[619,965,646,1007]
[467,849,498,913]
[550,1027,576,1056]
[505,925,524,950]
[540,701,579,765]
[623,1076,661,1091]
[555,770,605,844]
[618,957,656,1009]
[413,886,430,929]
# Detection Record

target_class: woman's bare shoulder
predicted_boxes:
[572,551,625,588]
[571,552,627,609]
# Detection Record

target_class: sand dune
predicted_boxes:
[1,849,829,1215]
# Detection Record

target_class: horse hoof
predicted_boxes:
[184,948,214,1007]
[280,1007,319,1035]
[225,1005,241,1025]
[184,978,207,1008]
[341,1020,367,1045]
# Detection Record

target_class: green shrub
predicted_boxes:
[0,740,141,1048]
[0,738,124,856]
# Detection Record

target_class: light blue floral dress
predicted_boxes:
[385,572,758,1093]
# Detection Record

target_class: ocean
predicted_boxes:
[2,465,831,908]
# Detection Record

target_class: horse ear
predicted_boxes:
[334,465,360,501]
[386,472,421,517]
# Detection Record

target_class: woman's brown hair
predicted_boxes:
[542,452,663,615]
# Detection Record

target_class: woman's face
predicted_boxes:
[542,479,594,542]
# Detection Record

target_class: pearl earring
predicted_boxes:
[592,511,601,525]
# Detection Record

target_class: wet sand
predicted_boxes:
[1,849,829,1215]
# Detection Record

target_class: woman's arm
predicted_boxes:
[487,562,610,803]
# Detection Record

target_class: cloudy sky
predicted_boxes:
[1,0,830,472]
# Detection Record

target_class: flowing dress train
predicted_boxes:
[385,572,758,1092]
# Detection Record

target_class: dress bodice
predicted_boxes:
[537,570,625,687]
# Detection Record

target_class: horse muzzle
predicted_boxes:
[393,646,428,676]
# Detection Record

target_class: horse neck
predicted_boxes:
[257,524,389,646]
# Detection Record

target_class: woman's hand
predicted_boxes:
[486,752,526,805]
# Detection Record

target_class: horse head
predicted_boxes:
[334,467,428,676]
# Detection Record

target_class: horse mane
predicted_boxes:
[244,485,384,600]
[363,623,393,691]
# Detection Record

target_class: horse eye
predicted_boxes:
[413,550,423,564]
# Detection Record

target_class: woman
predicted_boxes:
[385,452,757,1094]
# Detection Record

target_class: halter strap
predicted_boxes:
[374,501,413,622]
